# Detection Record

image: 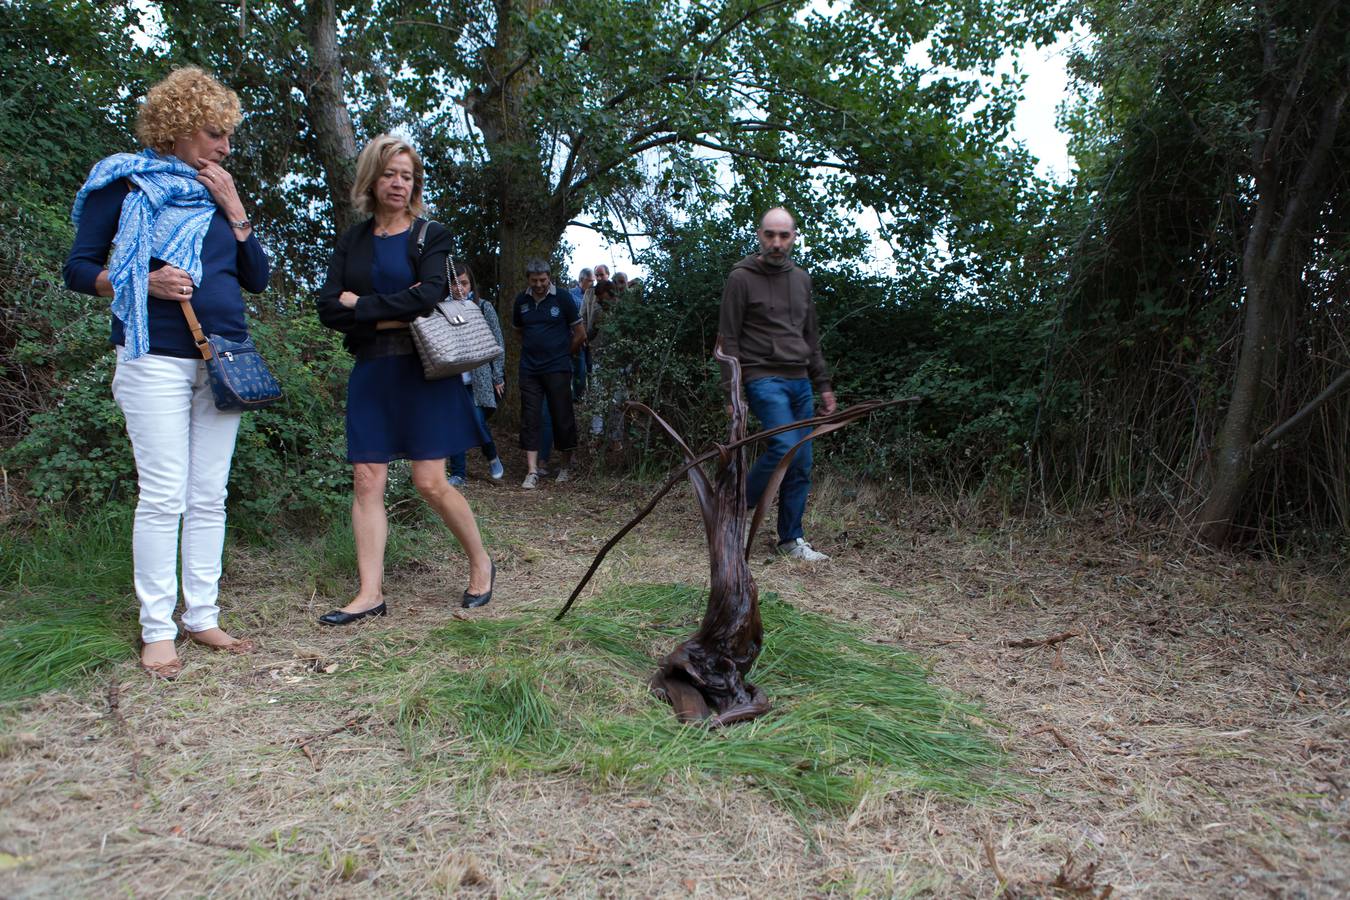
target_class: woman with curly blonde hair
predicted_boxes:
[63,66,270,678]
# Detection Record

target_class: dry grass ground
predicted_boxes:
[1,466,1346,898]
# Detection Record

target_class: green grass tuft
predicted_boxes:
[376,583,1008,817]
[0,509,135,701]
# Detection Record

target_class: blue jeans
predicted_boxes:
[744,377,814,544]
[449,384,499,478]
[571,346,591,400]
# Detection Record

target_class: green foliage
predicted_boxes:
[601,211,1055,495]
[223,314,353,531]
[383,583,1008,817]
[3,298,356,528]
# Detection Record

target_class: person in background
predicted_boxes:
[583,277,615,440]
[570,267,593,305]
[570,266,594,399]
[513,258,585,488]
[63,66,268,678]
[315,135,496,620]
[612,271,629,295]
[448,262,506,485]
[718,207,836,562]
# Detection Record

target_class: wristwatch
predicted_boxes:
[229,217,251,231]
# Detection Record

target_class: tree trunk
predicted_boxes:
[301,0,358,233]
[1196,19,1348,544]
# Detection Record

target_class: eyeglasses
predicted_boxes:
[760,229,795,239]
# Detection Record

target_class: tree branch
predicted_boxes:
[700,0,794,56]
[569,133,682,196]
[1264,0,1335,166]
[685,135,857,172]
[1251,364,1350,460]
[1263,73,1348,274]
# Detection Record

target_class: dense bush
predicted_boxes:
[3,287,358,527]
[600,215,1054,498]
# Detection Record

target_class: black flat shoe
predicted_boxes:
[461,562,496,609]
[318,602,387,626]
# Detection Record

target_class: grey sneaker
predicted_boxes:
[777,538,830,562]
[448,474,467,487]
[488,458,505,480]
[521,471,540,490]
[555,467,571,483]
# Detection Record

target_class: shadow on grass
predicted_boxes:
[377,583,1011,819]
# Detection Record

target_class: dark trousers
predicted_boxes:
[449,385,499,478]
[520,371,577,452]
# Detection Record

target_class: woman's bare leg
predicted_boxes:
[341,462,388,613]
[410,459,492,593]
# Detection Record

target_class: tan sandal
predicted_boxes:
[140,658,184,680]
[186,630,256,655]
[139,640,183,680]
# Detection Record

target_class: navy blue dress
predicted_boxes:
[345,232,487,463]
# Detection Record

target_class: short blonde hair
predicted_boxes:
[135,67,241,153]
[350,135,426,217]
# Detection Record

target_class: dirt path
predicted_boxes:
[1,471,1346,897]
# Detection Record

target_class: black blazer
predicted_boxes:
[315,217,451,355]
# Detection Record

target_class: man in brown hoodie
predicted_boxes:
[719,207,837,561]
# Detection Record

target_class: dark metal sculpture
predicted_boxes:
[557,341,914,726]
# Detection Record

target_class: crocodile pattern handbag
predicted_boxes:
[180,304,283,411]
[410,296,503,380]
[408,245,503,380]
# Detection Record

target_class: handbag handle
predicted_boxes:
[179,300,215,360]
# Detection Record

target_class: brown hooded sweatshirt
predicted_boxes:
[717,253,830,393]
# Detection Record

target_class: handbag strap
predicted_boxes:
[179,301,215,361]
[413,218,430,257]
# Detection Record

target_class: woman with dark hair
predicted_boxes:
[447,262,506,485]
[64,66,268,679]
[315,135,496,622]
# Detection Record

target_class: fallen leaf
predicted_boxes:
[0,852,32,871]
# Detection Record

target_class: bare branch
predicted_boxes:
[685,135,858,172]
[1252,364,1350,459]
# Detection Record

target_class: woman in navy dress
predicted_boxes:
[315,135,495,622]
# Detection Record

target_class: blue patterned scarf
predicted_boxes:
[72,149,216,360]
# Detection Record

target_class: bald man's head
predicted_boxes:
[757,207,798,264]
[760,207,796,231]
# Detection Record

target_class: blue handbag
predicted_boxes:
[181,302,282,411]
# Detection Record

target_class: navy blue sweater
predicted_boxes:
[63,180,271,358]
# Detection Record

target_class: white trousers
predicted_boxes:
[112,352,242,643]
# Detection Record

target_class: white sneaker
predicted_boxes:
[521,471,540,490]
[777,538,830,562]
[555,467,571,483]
